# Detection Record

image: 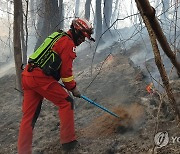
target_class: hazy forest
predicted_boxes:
[0,0,180,154]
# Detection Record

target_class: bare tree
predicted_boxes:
[103,0,112,33]
[135,0,180,122]
[58,0,64,28]
[135,0,180,76]
[95,0,103,43]
[75,0,80,17]
[35,0,62,49]
[7,0,13,62]
[13,0,23,96]
[111,0,119,24]
[20,0,29,65]
[161,0,170,22]
[85,0,92,20]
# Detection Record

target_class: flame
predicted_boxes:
[146,83,153,94]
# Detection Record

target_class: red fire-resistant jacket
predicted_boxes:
[23,30,77,91]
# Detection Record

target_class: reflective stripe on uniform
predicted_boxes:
[61,76,74,82]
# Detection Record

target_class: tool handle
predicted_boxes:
[81,95,120,118]
[59,83,120,119]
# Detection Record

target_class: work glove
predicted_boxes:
[71,87,81,98]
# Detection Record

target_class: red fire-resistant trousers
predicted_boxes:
[18,74,76,154]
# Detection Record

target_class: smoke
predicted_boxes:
[0,62,15,78]
[126,103,146,130]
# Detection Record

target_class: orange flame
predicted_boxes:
[146,83,153,94]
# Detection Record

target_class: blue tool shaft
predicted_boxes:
[81,95,120,118]
[59,84,119,118]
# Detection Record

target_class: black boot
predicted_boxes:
[62,140,78,151]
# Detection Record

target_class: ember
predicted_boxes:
[146,83,154,94]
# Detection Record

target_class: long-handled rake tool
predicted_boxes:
[60,84,133,133]
[60,83,120,119]
[80,95,120,119]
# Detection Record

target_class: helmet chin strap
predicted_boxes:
[70,24,95,46]
[70,25,81,46]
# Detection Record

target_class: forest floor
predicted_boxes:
[0,43,180,154]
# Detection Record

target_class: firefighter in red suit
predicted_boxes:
[18,18,95,154]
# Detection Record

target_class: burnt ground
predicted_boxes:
[0,44,180,154]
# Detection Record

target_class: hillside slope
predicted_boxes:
[0,48,180,154]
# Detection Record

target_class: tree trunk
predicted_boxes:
[20,0,28,65]
[85,0,92,20]
[13,0,23,96]
[7,0,12,61]
[135,0,180,122]
[103,0,112,32]
[161,0,170,21]
[34,0,45,49]
[58,0,64,29]
[136,0,180,76]
[95,0,103,43]
[111,0,119,23]
[75,0,80,17]
[35,0,61,49]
